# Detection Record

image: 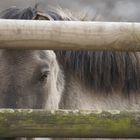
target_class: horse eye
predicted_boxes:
[39,69,50,82]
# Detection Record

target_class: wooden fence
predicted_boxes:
[0,109,140,138]
[0,19,140,50]
[0,20,139,138]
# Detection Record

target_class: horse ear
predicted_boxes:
[32,12,54,20]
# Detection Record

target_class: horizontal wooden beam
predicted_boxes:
[0,109,139,138]
[0,20,140,50]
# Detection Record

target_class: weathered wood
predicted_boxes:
[0,20,140,50]
[0,109,139,138]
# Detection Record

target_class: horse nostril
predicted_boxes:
[4,102,18,109]
[4,91,18,109]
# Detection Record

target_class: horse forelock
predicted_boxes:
[0,6,139,95]
[0,7,36,19]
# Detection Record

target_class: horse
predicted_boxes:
[0,5,140,140]
[0,7,65,115]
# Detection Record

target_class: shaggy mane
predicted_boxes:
[0,6,140,94]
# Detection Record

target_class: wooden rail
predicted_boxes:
[0,20,140,50]
[0,109,140,138]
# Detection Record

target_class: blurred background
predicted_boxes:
[0,0,140,22]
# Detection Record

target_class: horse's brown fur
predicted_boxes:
[0,6,140,140]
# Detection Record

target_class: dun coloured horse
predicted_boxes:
[0,6,140,140]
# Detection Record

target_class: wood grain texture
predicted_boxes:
[0,109,139,138]
[0,20,140,50]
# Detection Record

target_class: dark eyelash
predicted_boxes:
[39,71,50,82]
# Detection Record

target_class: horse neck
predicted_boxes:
[60,73,140,111]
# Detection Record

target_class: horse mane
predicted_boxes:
[0,6,140,95]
